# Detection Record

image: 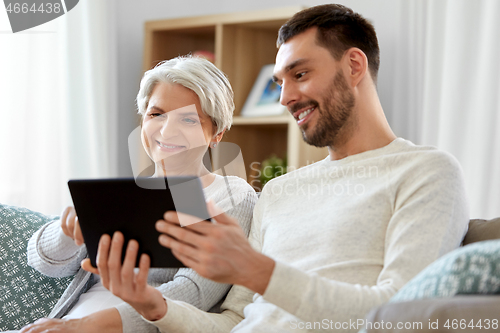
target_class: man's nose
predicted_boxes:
[279,82,299,108]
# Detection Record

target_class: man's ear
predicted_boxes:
[344,47,368,88]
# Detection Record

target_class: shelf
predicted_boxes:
[231,114,293,125]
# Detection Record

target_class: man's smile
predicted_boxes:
[293,106,316,126]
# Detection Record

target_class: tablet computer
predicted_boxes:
[68,176,210,268]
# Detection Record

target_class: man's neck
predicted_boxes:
[327,93,396,160]
[327,131,396,160]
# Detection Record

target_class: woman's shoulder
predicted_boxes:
[210,174,256,194]
[205,174,257,209]
[207,175,256,233]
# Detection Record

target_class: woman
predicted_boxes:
[23,56,257,333]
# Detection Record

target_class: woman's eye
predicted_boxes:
[182,118,198,125]
[148,113,162,118]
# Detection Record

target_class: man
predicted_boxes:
[22,4,469,333]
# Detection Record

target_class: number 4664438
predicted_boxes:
[6,2,62,14]
[444,319,499,330]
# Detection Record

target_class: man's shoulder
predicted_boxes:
[381,140,465,197]
[387,139,462,174]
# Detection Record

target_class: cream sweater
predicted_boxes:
[147,138,469,332]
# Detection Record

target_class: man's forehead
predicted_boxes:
[276,29,316,61]
[274,29,331,78]
[275,41,309,76]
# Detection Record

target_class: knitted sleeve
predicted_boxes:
[27,220,87,278]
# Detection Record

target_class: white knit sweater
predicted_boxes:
[147,138,469,332]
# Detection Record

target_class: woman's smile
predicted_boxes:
[155,140,187,153]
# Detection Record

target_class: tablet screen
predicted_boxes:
[68,176,210,268]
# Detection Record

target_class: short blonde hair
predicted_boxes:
[136,55,234,134]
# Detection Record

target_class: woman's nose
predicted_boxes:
[159,116,179,137]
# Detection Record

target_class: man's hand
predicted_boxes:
[60,206,84,246]
[157,200,275,295]
[82,232,168,321]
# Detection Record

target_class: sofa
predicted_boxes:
[0,203,73,331]
[1,202,499,331]
[364,217,500,332]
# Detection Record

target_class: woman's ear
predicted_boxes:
[213,128,226,143]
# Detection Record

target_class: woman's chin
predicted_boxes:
[153,161,200,175]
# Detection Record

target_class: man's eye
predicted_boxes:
[295,72,306,79]
[148,113,162,117]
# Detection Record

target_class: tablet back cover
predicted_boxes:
[68,177,209,268]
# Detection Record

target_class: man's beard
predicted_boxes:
[299,70,355,148]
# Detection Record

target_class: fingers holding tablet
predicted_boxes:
[94,232,148,294]
[81,259,98,274]
[98,232,122,292]
[83,232,167,321]
[60,206,84,246]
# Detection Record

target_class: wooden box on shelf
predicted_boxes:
[141,7,328,189]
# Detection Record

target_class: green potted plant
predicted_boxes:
[260,154,287,187]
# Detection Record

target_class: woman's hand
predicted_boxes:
[82,232,168,321]
[20,308,123,333]
[60,206,84,246]
[20,318,83,333]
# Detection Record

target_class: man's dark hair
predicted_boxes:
[277,4,380,82]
